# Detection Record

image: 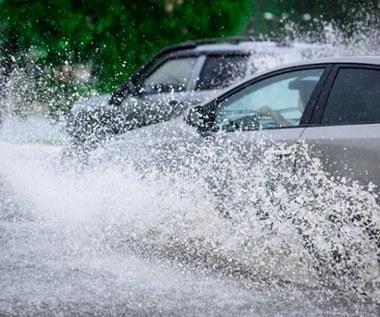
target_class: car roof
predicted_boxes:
[165,37,336,55]
[194,40,329,53]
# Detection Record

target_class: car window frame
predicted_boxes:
[200,64,333,133]
[309,63,380,126]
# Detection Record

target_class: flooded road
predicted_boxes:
[0,117,379,316]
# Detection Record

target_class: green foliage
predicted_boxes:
[0,0,253,93]
[248,0,380,40]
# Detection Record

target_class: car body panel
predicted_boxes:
[301,124,380,188]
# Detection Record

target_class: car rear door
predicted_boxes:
[301,65,380,190]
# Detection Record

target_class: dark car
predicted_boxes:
[64,37,337,157]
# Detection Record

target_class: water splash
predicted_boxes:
[87,129,380,301]
[283,9,380,55]
[1,116,380,315]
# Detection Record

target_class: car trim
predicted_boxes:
[301,65,334,125]
[187,55,206,91]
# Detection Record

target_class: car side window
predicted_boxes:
[213,68,324,132]
[144,57,197,93]
[321,68,380,125]
[196,55,248,90]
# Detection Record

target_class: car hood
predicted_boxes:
[116,116,198,144]
[71,93,112,114]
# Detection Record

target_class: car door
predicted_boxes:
[119,56,203,129]
[301,65,380,190]
[205,66,329,171]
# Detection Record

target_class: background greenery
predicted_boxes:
[0,0,379,117]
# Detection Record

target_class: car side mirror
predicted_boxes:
[184,105,213,131]
[110,80,137,105]
[126,81,137,94]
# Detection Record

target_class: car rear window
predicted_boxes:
[196,55,248,91]
[322,67,380,125]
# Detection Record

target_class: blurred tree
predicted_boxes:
[246,0,380,40]
[0,0,253,92]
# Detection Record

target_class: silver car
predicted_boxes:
[186,56,380,192]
